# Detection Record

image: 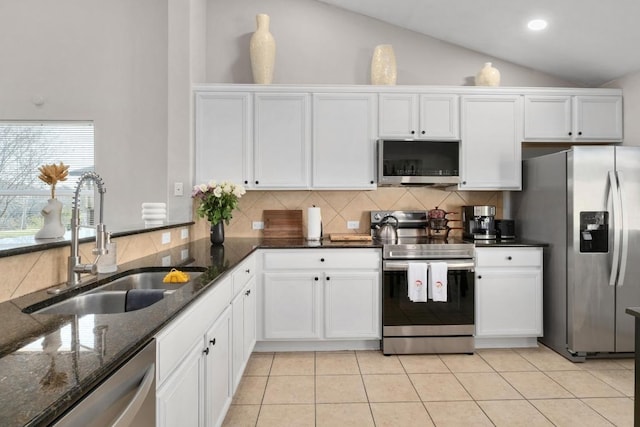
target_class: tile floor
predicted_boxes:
[222,345,635,426]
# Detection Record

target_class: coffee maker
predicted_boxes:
[462,205,496,240]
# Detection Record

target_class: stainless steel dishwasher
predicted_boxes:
[53,339,156,427]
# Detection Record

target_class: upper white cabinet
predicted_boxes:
[524,95,622,141]
[312,93,377,189]
[195,92,252,186]
[460,95,523,190]
[254,93,311,188]
[379,93,459,140]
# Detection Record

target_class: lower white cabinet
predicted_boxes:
[231,277,256,392]
[261,249,381,341]
[205,307,232,427]
[475,247,543,339]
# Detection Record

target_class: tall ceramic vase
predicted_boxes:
[371,44,397,85]
[475,62,501,86]
[35,199,65,239]
[210,222,225,245]
[250,14,276,84]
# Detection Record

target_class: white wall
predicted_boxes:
[205,0,575,87]
[0,0,169,230]
[603,70,640,146]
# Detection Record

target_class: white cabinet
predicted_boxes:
[475,247,543,340]
[524,95,622,141]
[194,92,252,186]
[253,93,311,188]
[261,249,381,341]
[204,307,232,427]
[312,93,377,189]
[460,95,523,190]
[231,276,256,392]
[379,93,459,140]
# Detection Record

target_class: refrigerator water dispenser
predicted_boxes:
[579,211,608,253]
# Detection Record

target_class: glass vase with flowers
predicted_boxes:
[192,180,246,244]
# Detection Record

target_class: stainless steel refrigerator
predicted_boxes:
[513,146,640,361]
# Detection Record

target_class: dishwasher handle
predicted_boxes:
[112,363,155,427]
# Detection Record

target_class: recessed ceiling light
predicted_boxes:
[528,19,548,31]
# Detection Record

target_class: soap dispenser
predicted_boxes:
[97,232,118,273]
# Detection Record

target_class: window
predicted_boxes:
[0,122,94,238]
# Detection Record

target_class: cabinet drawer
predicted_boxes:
[263,249,380,270]
[156,276,232,386]
[475,247,542,268]
[232,254,256,296]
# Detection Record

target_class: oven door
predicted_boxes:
[382,259,475,335]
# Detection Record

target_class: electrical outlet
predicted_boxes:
[347,220,360,230]
[252,221,264,230]
[181,228,189,239]
[162,255,171,266]
[174,182,184,196]
[161,232,171,245]
[181,249,189,260]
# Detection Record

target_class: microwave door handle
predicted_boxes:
[608,171,622,287]
[616,171,628,287]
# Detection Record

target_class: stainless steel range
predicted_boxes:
[371,210,475,355]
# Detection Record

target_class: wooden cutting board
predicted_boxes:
[263,210,303,239]
[329,233,372,242]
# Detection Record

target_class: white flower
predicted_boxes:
[198,183,208,192]
[232,185,245,197]
[213,186,223,197]
[222,183,232,194]
[207,180,217,189]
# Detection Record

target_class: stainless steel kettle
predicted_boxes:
[374,215,398,242]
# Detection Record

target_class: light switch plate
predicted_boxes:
[181,249,189,260]
[161,255,171,266]
[161,232,171,245]
[252,221,264,230]
[174,182,184,196]
[347,220,360,229]
[181,228,189,239]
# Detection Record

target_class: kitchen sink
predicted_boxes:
[27,269,203,315]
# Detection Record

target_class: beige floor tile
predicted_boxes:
[356,350,405,374]
[440,353,494,373]
[316,403,375,427]
[546,370,624,398]
[478,400,553,427]
[233,376,268,404]
[501,371,573,399]
[410,373,472,402]
[581,358,631,371]
[316,375,367,403]
[398,354,450,373]
[370,402,434,427]
[269,352,315,375]
[590,369,635,396]
[424,401,494,426]
[362,374,420,402]
[256,404,315,427]
[615,358,635,370]
[244,354,274,376]
[454,372,522,400]
[222,404,260,427]
[516,346,581,371]
[262,375,315,404]
[582,397,634,427]
[531,398,614,426]
[315,352,359,375]
[477,348,538,372]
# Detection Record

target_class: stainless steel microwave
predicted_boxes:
[377,139,460,186]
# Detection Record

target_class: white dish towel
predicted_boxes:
[407,262,428,302]
[430,262,448,302]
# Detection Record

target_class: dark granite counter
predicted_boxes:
[0,237,382,426]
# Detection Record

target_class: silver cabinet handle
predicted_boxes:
[112,363,155,427]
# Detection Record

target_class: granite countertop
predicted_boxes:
[0,235,548,426]
[626,307,640,318]
[0,237,382,427]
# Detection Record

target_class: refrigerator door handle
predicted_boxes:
[616,170,628,287]
[608,170,622,287]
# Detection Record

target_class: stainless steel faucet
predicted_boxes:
[67,172,107,287]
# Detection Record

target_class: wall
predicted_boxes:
[603,70,640,146]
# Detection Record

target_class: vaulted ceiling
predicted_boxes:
[316,0,640,86]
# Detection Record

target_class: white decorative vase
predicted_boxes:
[475,62,501,86]
[35,198,65,239]
[250,14,276,84]
[371,44,397,85]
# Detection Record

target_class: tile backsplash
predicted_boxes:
[193,188,503,239]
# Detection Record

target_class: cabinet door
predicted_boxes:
[378,94,419,138]
[195,92,252,186]
[243,277,257,360]
[205,307,232,427]
[523,95,572,141]
[231,277,256,393]
[475,269,543,337]
[419,94,459,140]
[324,271,380,339]
[460,95,523,190]
[156,338,205,427]
[263,272,321,339]
[254,93,310,188]
[312,93,377,189]
[574,96,623,140]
